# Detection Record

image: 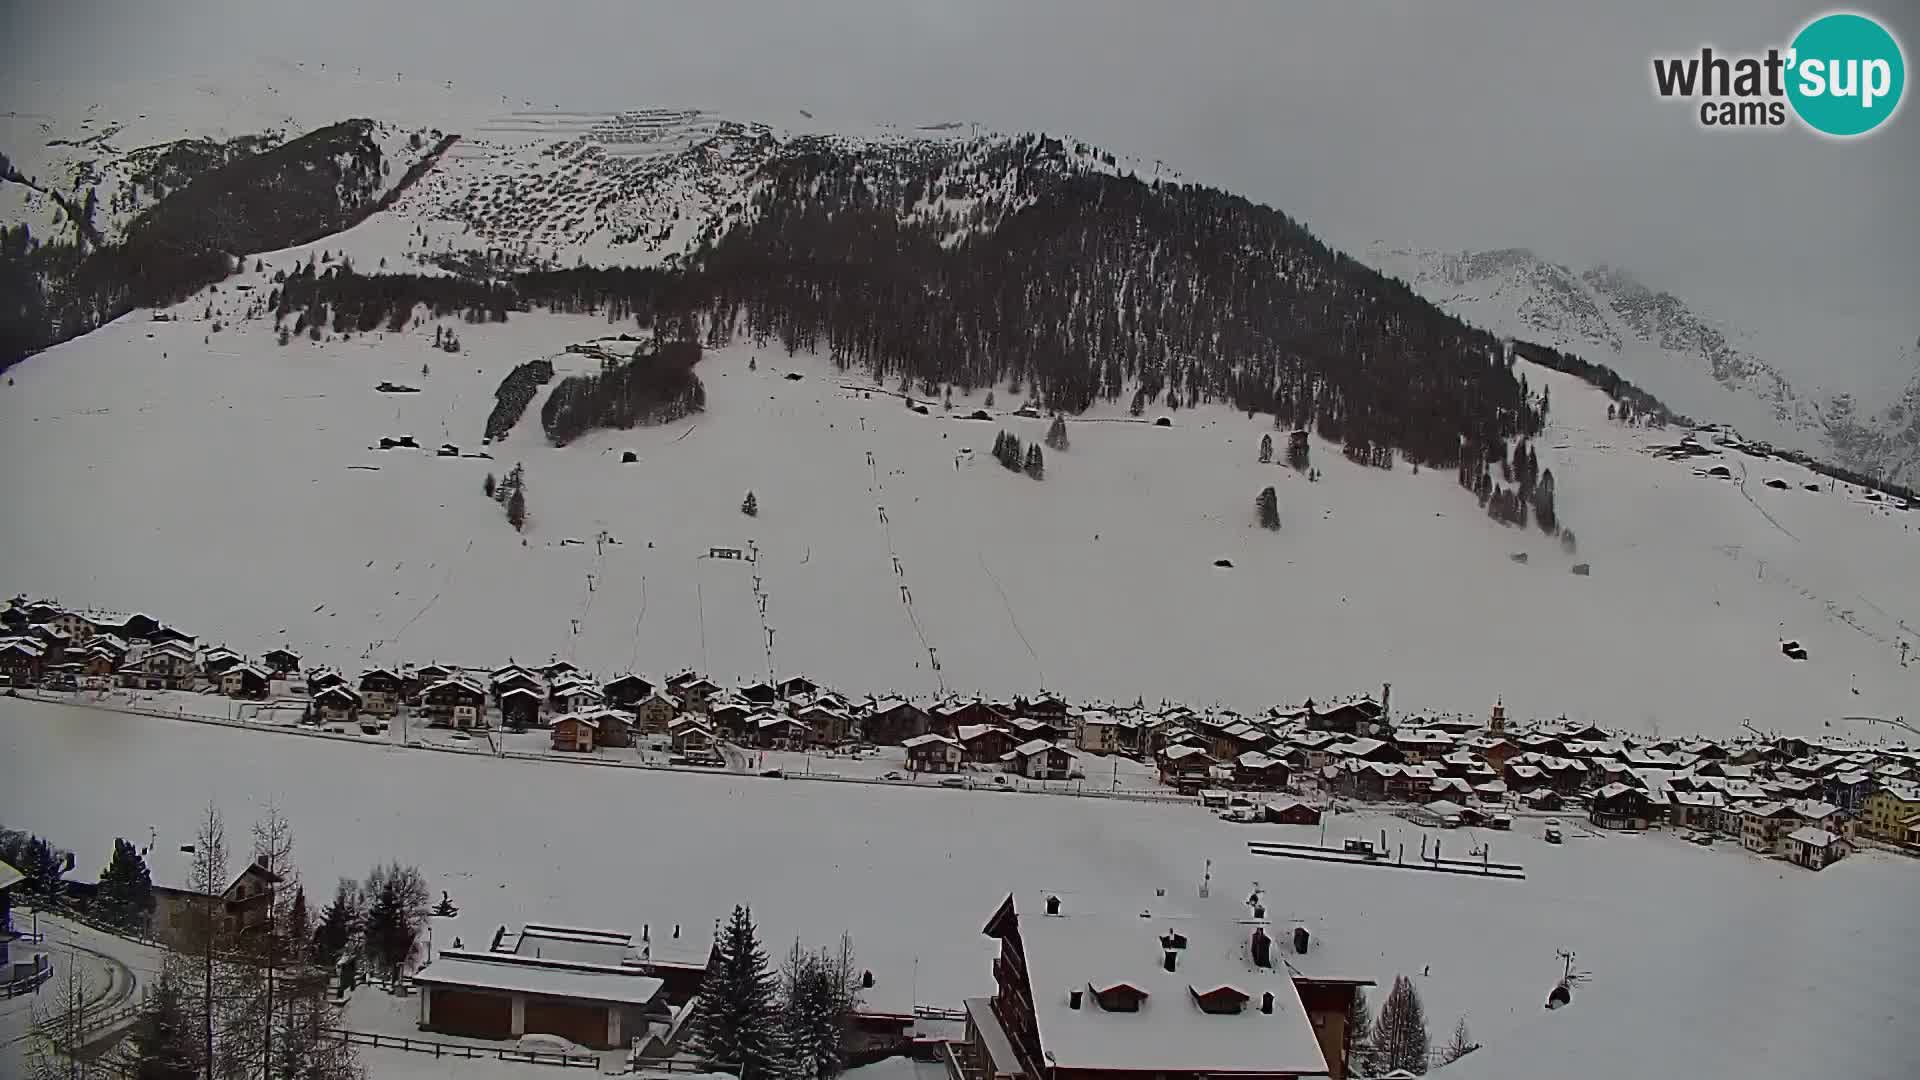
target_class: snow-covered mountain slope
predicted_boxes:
[1367,245,1919,486]
[3,261,1915,738]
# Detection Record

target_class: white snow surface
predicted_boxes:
[0,696,1915,1080]
[3,287,1917,735]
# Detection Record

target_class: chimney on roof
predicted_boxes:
[1293,927,1311,955]
[862,969,875,989]
[1253,903,1265,920]
[1261,991,1275,1015]
[1160,931,1188,950]
[1163,949,1177,973]
[1045,894,1061,916]
[1069,989,1083,1010]
[1250,927,1272,969]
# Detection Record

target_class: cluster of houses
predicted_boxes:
[10,597,1920,872]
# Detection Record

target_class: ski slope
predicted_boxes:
[0,696,1914,1080]
[1,263,1916,736]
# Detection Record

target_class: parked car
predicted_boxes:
[760,768,784,779]
[514,1034,585,1057]
[1544,819,1563,844]
[1342,838,1377,857]
[939,776,967,788]
[883,770,904,781]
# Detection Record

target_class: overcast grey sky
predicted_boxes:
[5,1,1915,366]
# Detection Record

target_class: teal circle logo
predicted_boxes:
[1787,12,1906,137]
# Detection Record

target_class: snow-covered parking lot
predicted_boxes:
[3,695,1916,1079]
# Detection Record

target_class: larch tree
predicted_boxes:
[1343,987,1374,1077]
[1442,1015,1479,1064]
[1373,974,1431,1075]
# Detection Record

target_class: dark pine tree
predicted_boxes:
[507,486,527,531]
[1344,987,1374,1078]
[310,880,358,968]
[96,838,155,931]
[1258,433,1273,463]
[483,472,496,499]
[1024,443,1044,480]
[741,491,759,517]
[1256,486,1280,530]
[1045,414,1069,451]
[1374,974,1431,1075]
[689,905,784,1076]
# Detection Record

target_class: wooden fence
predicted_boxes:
[324,1028,599,1068]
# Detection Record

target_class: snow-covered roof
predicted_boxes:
[1787,799,1840,822]
[1876,779,1920,803]
[1009,738,1061,758]
[0,858,23,892]
[902,733,960,749]
[499,686,542,701]
[1162,745,1211,762]
[1012,905,1329,1075]
[1786,826,1842,848]
[411,950,664,1006]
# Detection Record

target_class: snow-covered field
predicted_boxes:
[1,696,1914,1080]
[3,271,1917,735]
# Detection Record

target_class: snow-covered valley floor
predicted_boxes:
[1,695,1915,1079]
[2,280,1917,738]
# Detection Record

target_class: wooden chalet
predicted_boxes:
[903,733,964,773]
[261,648,302,676]
[358,668,404,716]
[602,673,654,711]
[861,698,932,744]
[549,713,600,753]
[1590,784,1657,830]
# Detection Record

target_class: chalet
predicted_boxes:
[862,698,932,744]
[1016,692,1070,726]
[1289,731,1344,771]
[312,685,360,724]
[1786,827,1850,871]
[1077,714,1121,755]
[423,679,488,729]
[1668,790,1727,830]
[118,640,197,690]
[738,681,780,705]
[1589,784,1657,830]
[958,724,1017,765]
[200,646,243,680]
[602,673,654,711]
[1307,697,1385,735]
[1234,751,1291,790]
[673,676,721,714]
[152,859,283,946]
[307,668,348,694]
[1159,745,1219,789]
[498,687,544,729]
[943,699,1012,733]
[550,681,603,715]
[81,651,117,680]
[358,668,404,716]
[46,610,99,643]
[415,664,454,688]
[750,714,812,750]
[1427,776,1473,802]
[587,707,634,749]
[539,660,581,683]
[959,894,1370,1080]
[707,700,753,740]
[549,713,600,753]
[633,691,680,735]
[1521,789,1564,812]
[777,674,820,700]
[1002,740,1075,781]
[261,648,302,676]
[794,702,852,745]
[1331,737,1399,764]
[1392,729,1455,763]
[0,638,48,685]
[219,664,270,700]
[669,718,716,758]
[1264,799,1322,825]
[490,668,543,702]
[903,733,964,773]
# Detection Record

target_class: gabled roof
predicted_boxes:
[902,733,961,749]
[1786,826,1843,848]
[499,686,543,701]
[1009,738,1064,758]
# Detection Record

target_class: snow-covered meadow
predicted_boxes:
[0,696,1914,1079]
[2,270,1917,735]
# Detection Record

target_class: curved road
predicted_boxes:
[0,913,163,1072]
